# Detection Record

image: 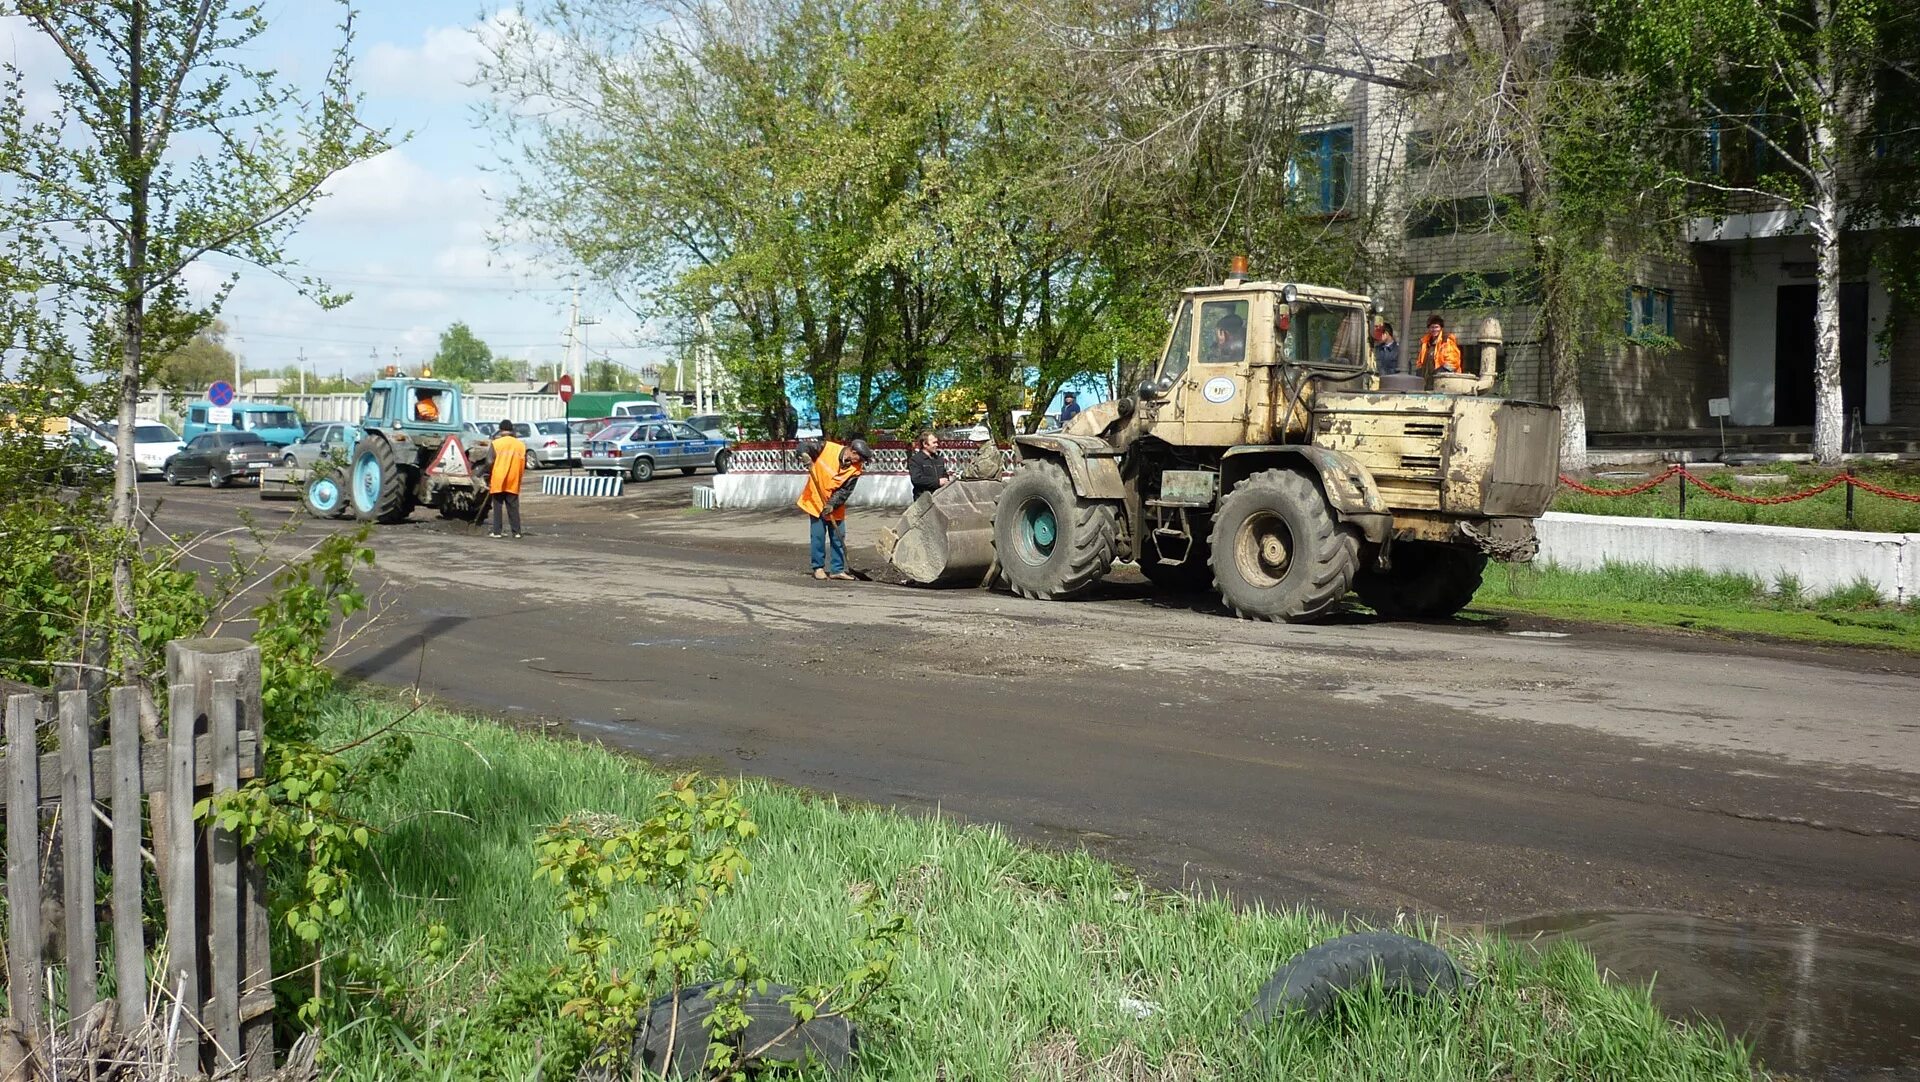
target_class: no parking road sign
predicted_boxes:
[207,380,235,425]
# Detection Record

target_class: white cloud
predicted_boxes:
[361,11,530,103]
[309,148,487,228]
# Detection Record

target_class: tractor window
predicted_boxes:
[1282,304,1369,369]
[365,388,390,423]
[1157,301,1195,384]
[1199,300,1250,365]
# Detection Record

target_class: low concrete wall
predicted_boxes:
[1536,512,1919,603]
[710,473,914,510]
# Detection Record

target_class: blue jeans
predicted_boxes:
[809,514,846,573]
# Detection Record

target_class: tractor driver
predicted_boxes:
[1206,312,1247,364]
[414,388,441,422]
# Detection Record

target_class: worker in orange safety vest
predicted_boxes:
[796,437,872,580]
[1415,314,1462,377]
[488,419,527,539]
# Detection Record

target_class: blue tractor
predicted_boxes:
[302,378,494,523]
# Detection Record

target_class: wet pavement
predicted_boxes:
[1496,911,1920,1080]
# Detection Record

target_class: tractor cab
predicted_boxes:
[1136,281,1378,449]
[363,377,464,436]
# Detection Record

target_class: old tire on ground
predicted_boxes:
[1355,542,1488,619]
[713,449,731,474]
[1138,530,1214,593]
[992,458,1117,600]
[303,469,351,520]
[1208,469,1359,623]
[1240,931,1474,1028]
[628,982,857,1079]
[629,456,655,483]
[350,435,412,524]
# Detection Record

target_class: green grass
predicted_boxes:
[1474,562,1920,651]
[316,694,1758,1081]
[1553,463,1920,533]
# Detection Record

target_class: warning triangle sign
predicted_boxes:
[428,436,472,479]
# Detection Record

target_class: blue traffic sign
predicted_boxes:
[208,380,235,406]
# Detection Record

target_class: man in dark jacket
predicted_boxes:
[907,430,949,501]
[1057,391,1080,427]
[796,436,871,579]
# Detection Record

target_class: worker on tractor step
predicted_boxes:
[1416,314,1462,376]
[489,418,527,539]
[797,436,872,581]
[414,388,441,422]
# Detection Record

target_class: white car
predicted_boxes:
[101,421,183,477]
[957,411,1060,442]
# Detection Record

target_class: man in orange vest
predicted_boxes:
[796,436,872,580]
[1415,314,1463,377]
[488,419,528,539]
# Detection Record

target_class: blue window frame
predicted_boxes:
[1290,127,1354,213]
[1625,286,1674,340]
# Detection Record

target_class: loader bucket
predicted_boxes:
[881,478,1006,585]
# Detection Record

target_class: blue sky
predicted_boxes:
[4,2,652,383]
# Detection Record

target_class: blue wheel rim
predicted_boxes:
[309,477,339,512]
[353,452,382,513]
[1017,499,1057,562]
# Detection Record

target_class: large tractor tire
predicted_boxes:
[350,436,413,524]
[1139,530,1214,593]
[1209,469,1360,623]
[303,468,352,520]
[1355,542,1487,619]
[992,458,1117,600]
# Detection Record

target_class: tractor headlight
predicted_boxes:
[1282,284,1298,305]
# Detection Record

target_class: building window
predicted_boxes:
[1289,126,1354,213]
[1625,286,1674,340]
[1405,195,1514,239]
[1414,270,1540,308]
[1404,130,1437,171]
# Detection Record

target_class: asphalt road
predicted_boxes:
[140,472,1920,935]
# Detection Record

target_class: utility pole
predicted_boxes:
[564,283,583,389]
[297,347,306,396]
[696,312,714,414]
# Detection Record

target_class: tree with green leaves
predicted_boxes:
[0,1,387,682]
[1597,0,1920,462]
[429,320,494,381]
[150,318,238,394]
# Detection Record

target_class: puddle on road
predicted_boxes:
[1492,911,1920,1079]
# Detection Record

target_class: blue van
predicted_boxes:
[181,401,307,448]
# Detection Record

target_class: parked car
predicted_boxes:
[100,421,184,477]
[525,420,573,467]
[279,422,360,469]
[568,417,619,442]
[581,420,731,482]
[163,431,277,488]
[942,411,1060,443]
[685,413,738,440]
[181,402,305,447]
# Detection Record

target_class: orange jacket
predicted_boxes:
[489,434,526,495]
[797,440,863,522]
[415,396,441,422]
[1417,331,1462,373]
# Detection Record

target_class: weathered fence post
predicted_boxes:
[166,637,273,1077]
[5,695,45,1028]
[57,690,98,1030]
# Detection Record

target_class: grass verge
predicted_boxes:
[1473,562,1920,652]
[1553,463,1920,533]
[317,694,1757,1080]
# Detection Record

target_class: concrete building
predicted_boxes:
[1308,0,1917,446]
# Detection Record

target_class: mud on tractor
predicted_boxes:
[884,272,1561,622]
[301,377,495,524]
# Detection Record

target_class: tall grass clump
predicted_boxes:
[311,695,1759,1081]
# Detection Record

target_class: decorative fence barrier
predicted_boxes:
[541,473,626,497]
[1560,465,1920,525]
[2,639,272,1078]
[725,440,991,476]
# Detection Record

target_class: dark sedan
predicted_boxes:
[163,431,278,488]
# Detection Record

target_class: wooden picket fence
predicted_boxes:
[1,638,274,1077]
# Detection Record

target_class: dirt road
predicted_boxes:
[144,475,1920,935]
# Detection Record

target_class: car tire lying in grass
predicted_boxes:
[1240,931,1474,1028]
[623,981,857,1080]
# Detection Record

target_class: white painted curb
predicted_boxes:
[1536,512,1919,604]
[540,473,625,497]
